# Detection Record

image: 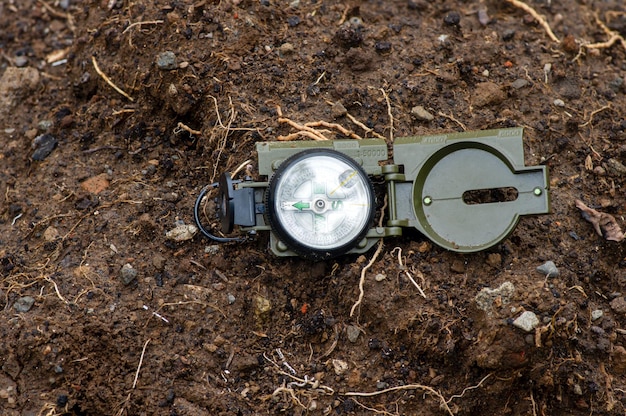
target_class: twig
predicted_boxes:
[82,145,124,154]
[44,275,69,304]
[122,20,164,34]
[446,373,493,403]
[91,56,134,101]
[174,122,202,136]
[208,96,236,183]
[438,112,467,131]
[505,0,560,43]
[380,88,395,142]
[324,100,387,140]
[391,247,426,299]
[337,4,350,26]
[231,159,252,177]
[277,130,329,141]
[132,339,150,389]
[579,105,610,127]
[344,384,454,416]
[575,13,626,60]
[350,240,384,317]
[278,114,330,141]
[346,113,387,139]
[305,120,363,140]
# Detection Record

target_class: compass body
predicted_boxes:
[267,149,375,260]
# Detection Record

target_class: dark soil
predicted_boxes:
[2,0,626,415]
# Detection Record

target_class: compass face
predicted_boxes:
[267,149,375,259]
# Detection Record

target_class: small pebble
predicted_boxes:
[513,311,539,332]
[331,101,347,119]
[443,11,461,26]
[287,16,300,27]
[279,42,295,55]
[38,120,53,131]
[227,294,236,305]
[536,261,559,278]
[254,295,272,316]
[591,309,604,321]
[14,56,28,67]
[332,359,349,375]
[205,245,220,255]
[502,29,516,41]
[32,134,58,160]
[14,296,35,312]
[411,105,434,121]
[346,325,360,343]
[120,263,138,285]
[375,41,392,53]
[553,99,565,107]
[374,273,386,282]
[511,79,529,89]
[56,394,69,407]
[156,51,177,70]
[165,224,198,241]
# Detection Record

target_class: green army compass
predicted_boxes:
[194,128,550,260]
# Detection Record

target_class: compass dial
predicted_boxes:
[267,149,375,260]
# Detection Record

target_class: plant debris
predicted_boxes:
[575,199,625,242]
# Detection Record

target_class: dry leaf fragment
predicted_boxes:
[575,199,625,242]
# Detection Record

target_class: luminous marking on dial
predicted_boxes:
[273,155,372,250]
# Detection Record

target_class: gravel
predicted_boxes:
[156,51,177,70]
[14,296,35,312]
[120,263,138,285]
[32,134,58,161]
[513,311,539,332]
[411,105,434,121]
[536,261,559,278]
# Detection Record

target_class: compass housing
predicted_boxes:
[266,149,376,260]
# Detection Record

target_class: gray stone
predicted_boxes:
[475,281,515,312]
[32,134,58,161]
[165,224,197,241]
[346,325,360,343]
[14,56,28,67]
[513,311,539,332]
[411,105,434,121]
[591,309,604,321]
[120,263,138,285]
[156,51,178,70]
[204,245,220,255]
[553,99,565,107]
[510,79,529,89]
[14,296,35,312]
[536,261,559,278]
[227,294,236,305]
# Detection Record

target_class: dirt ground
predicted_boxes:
[2,0,626,414]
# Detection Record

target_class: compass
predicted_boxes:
[194,128,550,259]
[267,149,375,260]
